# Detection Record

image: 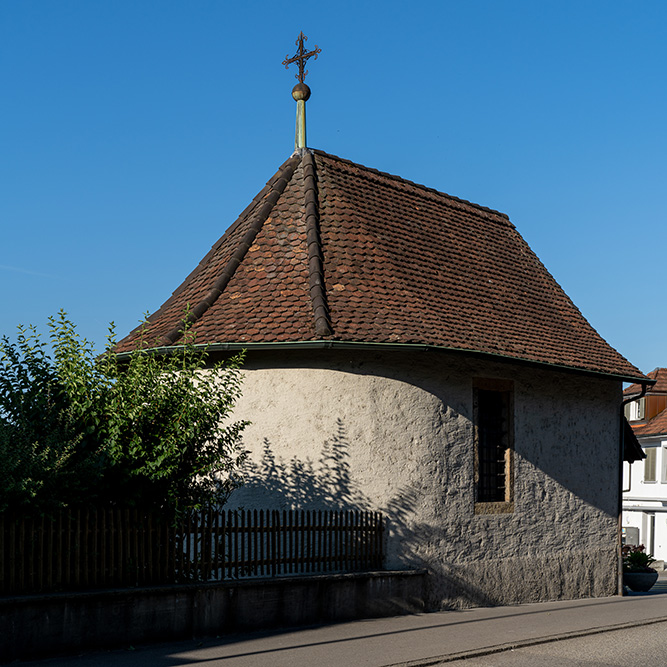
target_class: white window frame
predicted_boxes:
[628,398,646,421]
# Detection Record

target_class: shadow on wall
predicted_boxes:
[231,419,498,610]
[234,419,370,511]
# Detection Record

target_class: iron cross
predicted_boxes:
[282,32,321,83]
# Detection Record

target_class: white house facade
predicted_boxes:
[623,369,667,561]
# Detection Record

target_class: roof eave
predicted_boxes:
[623,384,660,400]
[115,339,648,384]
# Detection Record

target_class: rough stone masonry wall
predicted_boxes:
[225,349,622,610]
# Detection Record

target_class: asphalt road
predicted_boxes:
[445,620,667,666]
[18,619,667,667]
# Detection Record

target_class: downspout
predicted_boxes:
[618,382,650,594]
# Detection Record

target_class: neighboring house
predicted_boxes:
[623,368,667,560]
[116,148,648,610]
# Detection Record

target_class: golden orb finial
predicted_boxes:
[292,83,311,102]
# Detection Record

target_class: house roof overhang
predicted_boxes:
[623,417,646,463]
[115,339,648,385]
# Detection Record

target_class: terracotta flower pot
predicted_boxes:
[623,570,659,592]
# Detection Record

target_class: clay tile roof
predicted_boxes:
[632,408,667,439]
[625,368,667,397]
[116,149,645,382]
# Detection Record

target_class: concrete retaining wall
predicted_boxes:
[0,569,426,662]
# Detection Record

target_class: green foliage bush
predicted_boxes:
[0,312,247,516]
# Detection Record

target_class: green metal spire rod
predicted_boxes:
[292,84,310,149]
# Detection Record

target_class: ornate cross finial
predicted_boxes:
[282,31,321,83]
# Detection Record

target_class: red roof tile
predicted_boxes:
[625,368,667,397]
[632,407,667,438]
[115,150,644,381]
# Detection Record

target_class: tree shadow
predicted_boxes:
[233,419,372,511]
[231,418,498,610]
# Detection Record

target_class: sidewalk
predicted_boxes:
[22,574,667,666]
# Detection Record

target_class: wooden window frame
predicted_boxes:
[473,378,515,515]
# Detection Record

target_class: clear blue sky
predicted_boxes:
[2,1,665,374]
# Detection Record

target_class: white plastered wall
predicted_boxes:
[223,348,622,609]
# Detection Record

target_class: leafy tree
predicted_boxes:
[0,318,109,512]
[101,324,248,514]
[0,312,247,515]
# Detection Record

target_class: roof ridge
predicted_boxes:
[302,152,333,337]
[158,154,301,345]
[311,148,511,223]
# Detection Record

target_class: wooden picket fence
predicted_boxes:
[0,508,384,595]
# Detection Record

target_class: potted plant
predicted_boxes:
[622,544,659,592]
